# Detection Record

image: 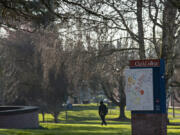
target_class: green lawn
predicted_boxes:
[0,104,180,135]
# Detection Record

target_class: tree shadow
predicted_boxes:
[109,118,131,122]
[168,122,180,126]
[66,105,117,111]
[40,118,131,125]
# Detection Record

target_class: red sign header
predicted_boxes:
[129,59,160,67]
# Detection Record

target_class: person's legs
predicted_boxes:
[100,115,104,125]
[100,115,107,125]
[103,115,107,125]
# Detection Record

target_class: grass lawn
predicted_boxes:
[0,104,180,135]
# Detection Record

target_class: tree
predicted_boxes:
[0,0,57,31]
[168,0,180,9]
[0,31,43,105]
[0,27,69,123]
[95,49,130,120]
[79,37,136,120]
[46,66,68,123]
[159,2,178,110]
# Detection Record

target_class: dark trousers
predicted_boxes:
[100,114,107,125]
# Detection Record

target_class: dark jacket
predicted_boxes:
[99,104,108,116]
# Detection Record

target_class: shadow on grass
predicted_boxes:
[66,115,98,120]
[40,123,131,134]
[40,114,131,125]
[58,121,130,125]
[66,105,117,112]
[0,123,131,135]
[168,122,180,126]
[40,119,131,125]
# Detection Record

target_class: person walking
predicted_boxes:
[99,101,108,125]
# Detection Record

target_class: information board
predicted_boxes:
[124,68,154,110]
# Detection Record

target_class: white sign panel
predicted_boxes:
[124,68,154,110]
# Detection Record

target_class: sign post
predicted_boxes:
[124,59,167,135]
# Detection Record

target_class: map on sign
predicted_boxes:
[124,68,154,111]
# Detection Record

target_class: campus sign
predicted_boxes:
[124,68,154,110]
[124,59,166,113]
[129,59,160,67]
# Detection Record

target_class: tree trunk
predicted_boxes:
[162,1,177,80]
[42,111,45,123]
[53,112,59,123]
[118,76,128,120]
[162,1,177,124]
[118,104,127,120]
[118,90,128,120]
[137,0,146,59]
